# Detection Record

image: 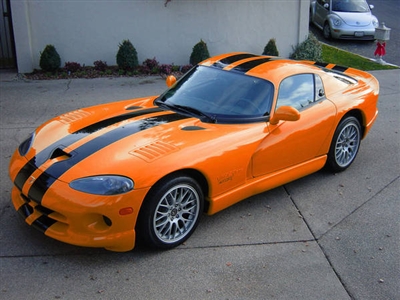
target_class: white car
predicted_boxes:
[310,0,379,40]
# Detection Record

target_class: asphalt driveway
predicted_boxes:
[0,70,398,300]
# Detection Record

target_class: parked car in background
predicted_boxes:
[310,0,379,40]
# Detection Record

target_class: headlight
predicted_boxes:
[332,17,342,27]
[372,18,379,28]
[70,175,134,195]
[18,133,35,156]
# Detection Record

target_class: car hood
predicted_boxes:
[25,96,262,187]
[333,11,374,26]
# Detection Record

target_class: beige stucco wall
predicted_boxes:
[11,0,309,73]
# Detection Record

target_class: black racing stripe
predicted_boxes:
[31,215,57,233]
[35,204,54,216]
[14,163,37,191]
[76,107,162,134]
[28,173,55,203]
[17,202,56,233]
[28,113,190,203]
[231,57,274,73]
[212,53,258,69]
[14,107,162,191]
[332,65,349,72]
[314,62,329,68]
[17,203,34,219]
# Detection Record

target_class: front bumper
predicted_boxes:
[330,24,376,40]
[11,181,149,252]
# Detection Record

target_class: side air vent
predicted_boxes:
[129,141,178,162]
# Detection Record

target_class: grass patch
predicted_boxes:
[321,43,397,71]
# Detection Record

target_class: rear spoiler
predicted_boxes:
[302,60,379,88]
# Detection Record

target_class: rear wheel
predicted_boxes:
[326,116,361,172]
[137,174,203,249]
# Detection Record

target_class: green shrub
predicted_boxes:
[116,40,138,71]
[290,33,322,61]
[39,45,61,72]
[190,39,210,65]
[172,65,180,72]
[262,38,279,56]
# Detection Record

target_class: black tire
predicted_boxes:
[323,23,332,40]
[326,116,361,172]
[137,174,203,249]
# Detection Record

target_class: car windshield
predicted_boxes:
[156,66,274,123]
[332,0,370,12]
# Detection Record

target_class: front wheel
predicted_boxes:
[137,175,204,249]
[323,23,332,39]
[326,116,361,172]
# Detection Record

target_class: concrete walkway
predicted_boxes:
[0,69,399,300]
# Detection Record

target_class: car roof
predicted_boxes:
[199,52,323,83]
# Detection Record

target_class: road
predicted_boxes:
[0,70,399,299]
[309,0,400,66]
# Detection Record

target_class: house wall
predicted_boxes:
[10,0,310,73]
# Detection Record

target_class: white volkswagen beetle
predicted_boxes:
[310,0,379,40]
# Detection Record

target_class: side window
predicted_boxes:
[276,74,315,110]
[315,74,325,101]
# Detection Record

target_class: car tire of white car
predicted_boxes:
[323,23,332,40]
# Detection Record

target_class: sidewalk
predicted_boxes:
[0,69,399,300]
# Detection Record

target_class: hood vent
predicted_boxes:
[50,147,72,160]
[59,109,91,124]
[126,105,142,110]
[181,126,206,131]
[130,141,178,162]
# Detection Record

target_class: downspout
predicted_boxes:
[10,0,34,73]
[298,0,309,43]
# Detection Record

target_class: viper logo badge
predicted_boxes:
[28,176,36,184]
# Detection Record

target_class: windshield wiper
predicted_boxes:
[155,99,217,123]
[173,104,217,123]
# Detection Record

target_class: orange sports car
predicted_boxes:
[9,53,379,251]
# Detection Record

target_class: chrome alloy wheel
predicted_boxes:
[153,183,201,244]
[334,121,360,168]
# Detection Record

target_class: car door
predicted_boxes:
[314,0,330,26]
[252,73,336,177]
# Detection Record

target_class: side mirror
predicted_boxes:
[166,75,177,87]
[369,4,374,9]
[269,106,300,125]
